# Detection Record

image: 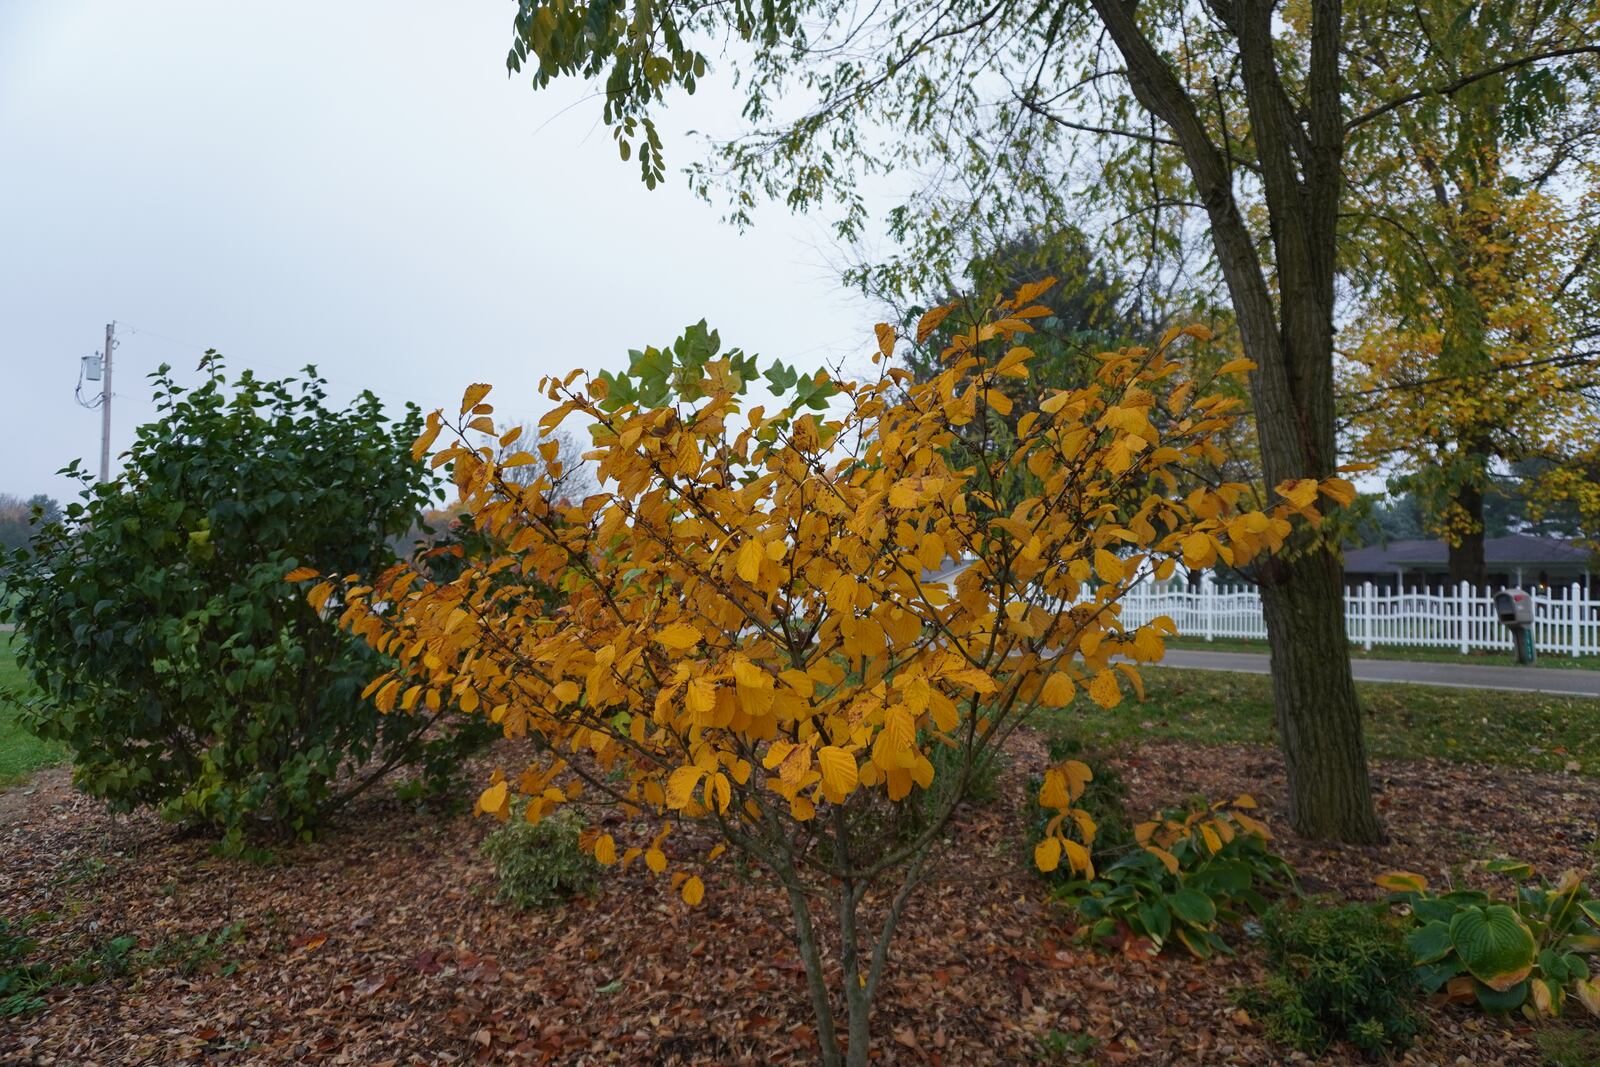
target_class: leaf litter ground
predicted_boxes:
[2,734,1597,1065]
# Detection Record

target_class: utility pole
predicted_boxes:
[99,322,115,483]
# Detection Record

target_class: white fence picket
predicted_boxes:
[1118,579,1600,657]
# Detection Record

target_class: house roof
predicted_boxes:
[1344,534,1592,573]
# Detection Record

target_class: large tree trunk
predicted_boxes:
[1088,0,1382,843]
[1447,480,1487,587]
[1258,548,1384,840]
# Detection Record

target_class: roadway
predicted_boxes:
[1160,648,1600,698]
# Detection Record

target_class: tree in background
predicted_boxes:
[0,495,62,556]
[1338,1,1600,585]
[1,361,491,853]
[302,289,1342,1065]
[499,0,1596,843]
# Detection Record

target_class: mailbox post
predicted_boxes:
[1493,589,1537,665]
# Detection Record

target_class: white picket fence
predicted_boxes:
[1118,579,1600,657]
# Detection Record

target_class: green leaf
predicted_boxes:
[1484,858,1534,880]
[1450,904,1536,992]
[1472,978,1530,1013]
[1407,920,1454,964]
[1169,887,1217,928]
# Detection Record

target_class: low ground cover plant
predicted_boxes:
[481,807,600,910]
[1378,861,1600,1019]
[1238,901,1423,1059]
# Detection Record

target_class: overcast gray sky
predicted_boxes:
[0,2,876,503]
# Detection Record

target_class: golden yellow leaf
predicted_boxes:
[681,875,705,906]
[915,303,955,343]
[283,566,320,582]
[1062,839,1093,878]
[1180,532,1214,567]
[411,420,443,461]
[460,383,492,415]
[594,833,617,866]
[477,780,509,818]
[1375,871,1429,893]
[1147,846,1180,875]
[1034,836,1063,873]
[1039,673,1075,708]
[736,539,764,583]
[1093,548,1123,585]
[1087,669,1121,709]
[666,766,703,809]
[655,623,702,650]
[817,746,858,803]
[874,322,896,359]
[645,847,667,874]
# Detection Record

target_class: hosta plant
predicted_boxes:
[1378,860,1600,1019]
[1053,795,1295,958]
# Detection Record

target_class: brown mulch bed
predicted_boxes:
[2,739,1597,1066]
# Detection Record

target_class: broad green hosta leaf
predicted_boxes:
[1483,858,1534,880]
[1451,904,1536,992]
[1473,978,1530,1013]
[1407,920,1454,964]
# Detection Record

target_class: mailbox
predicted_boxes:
[1494,589,1534,626]
[1493,588,1537,664]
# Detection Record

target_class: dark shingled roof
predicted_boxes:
[1344,534,1592,572]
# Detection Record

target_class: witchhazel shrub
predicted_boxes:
[1,359,492,852]
[304,282,1357,1066]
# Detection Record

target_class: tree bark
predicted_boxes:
[1447,480,1487,587]
[1087,0,1383,843]
[1258,548,1384,840]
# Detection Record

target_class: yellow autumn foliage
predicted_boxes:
[309,284,1340,902]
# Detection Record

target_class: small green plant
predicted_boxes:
[1053,796,1294,958]
[140,921,248,977]
[1537,1025,1600,1067]
[1378,861,1600,1019]
[0,916,50,1017]
[1239,901,1423,1059]
[481,808,599,910]
[1035,1027,1097,1063]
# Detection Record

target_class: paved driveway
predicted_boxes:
[1160,648,1600,698]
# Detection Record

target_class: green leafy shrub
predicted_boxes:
[481,808,599,909]
[1,361,494,852]
[1053,796,1294,958]
[1239,902,1423,1059]
[1378,861,1600,1019]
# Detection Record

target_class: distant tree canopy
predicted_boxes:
[0,494,62,556]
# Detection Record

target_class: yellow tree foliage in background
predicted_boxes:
[1342,184,1594,552]
[294,284,1351,1066]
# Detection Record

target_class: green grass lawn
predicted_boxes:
[1163,634,1600,671]
[0,639,62,788]
[1047,666,1600,776]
